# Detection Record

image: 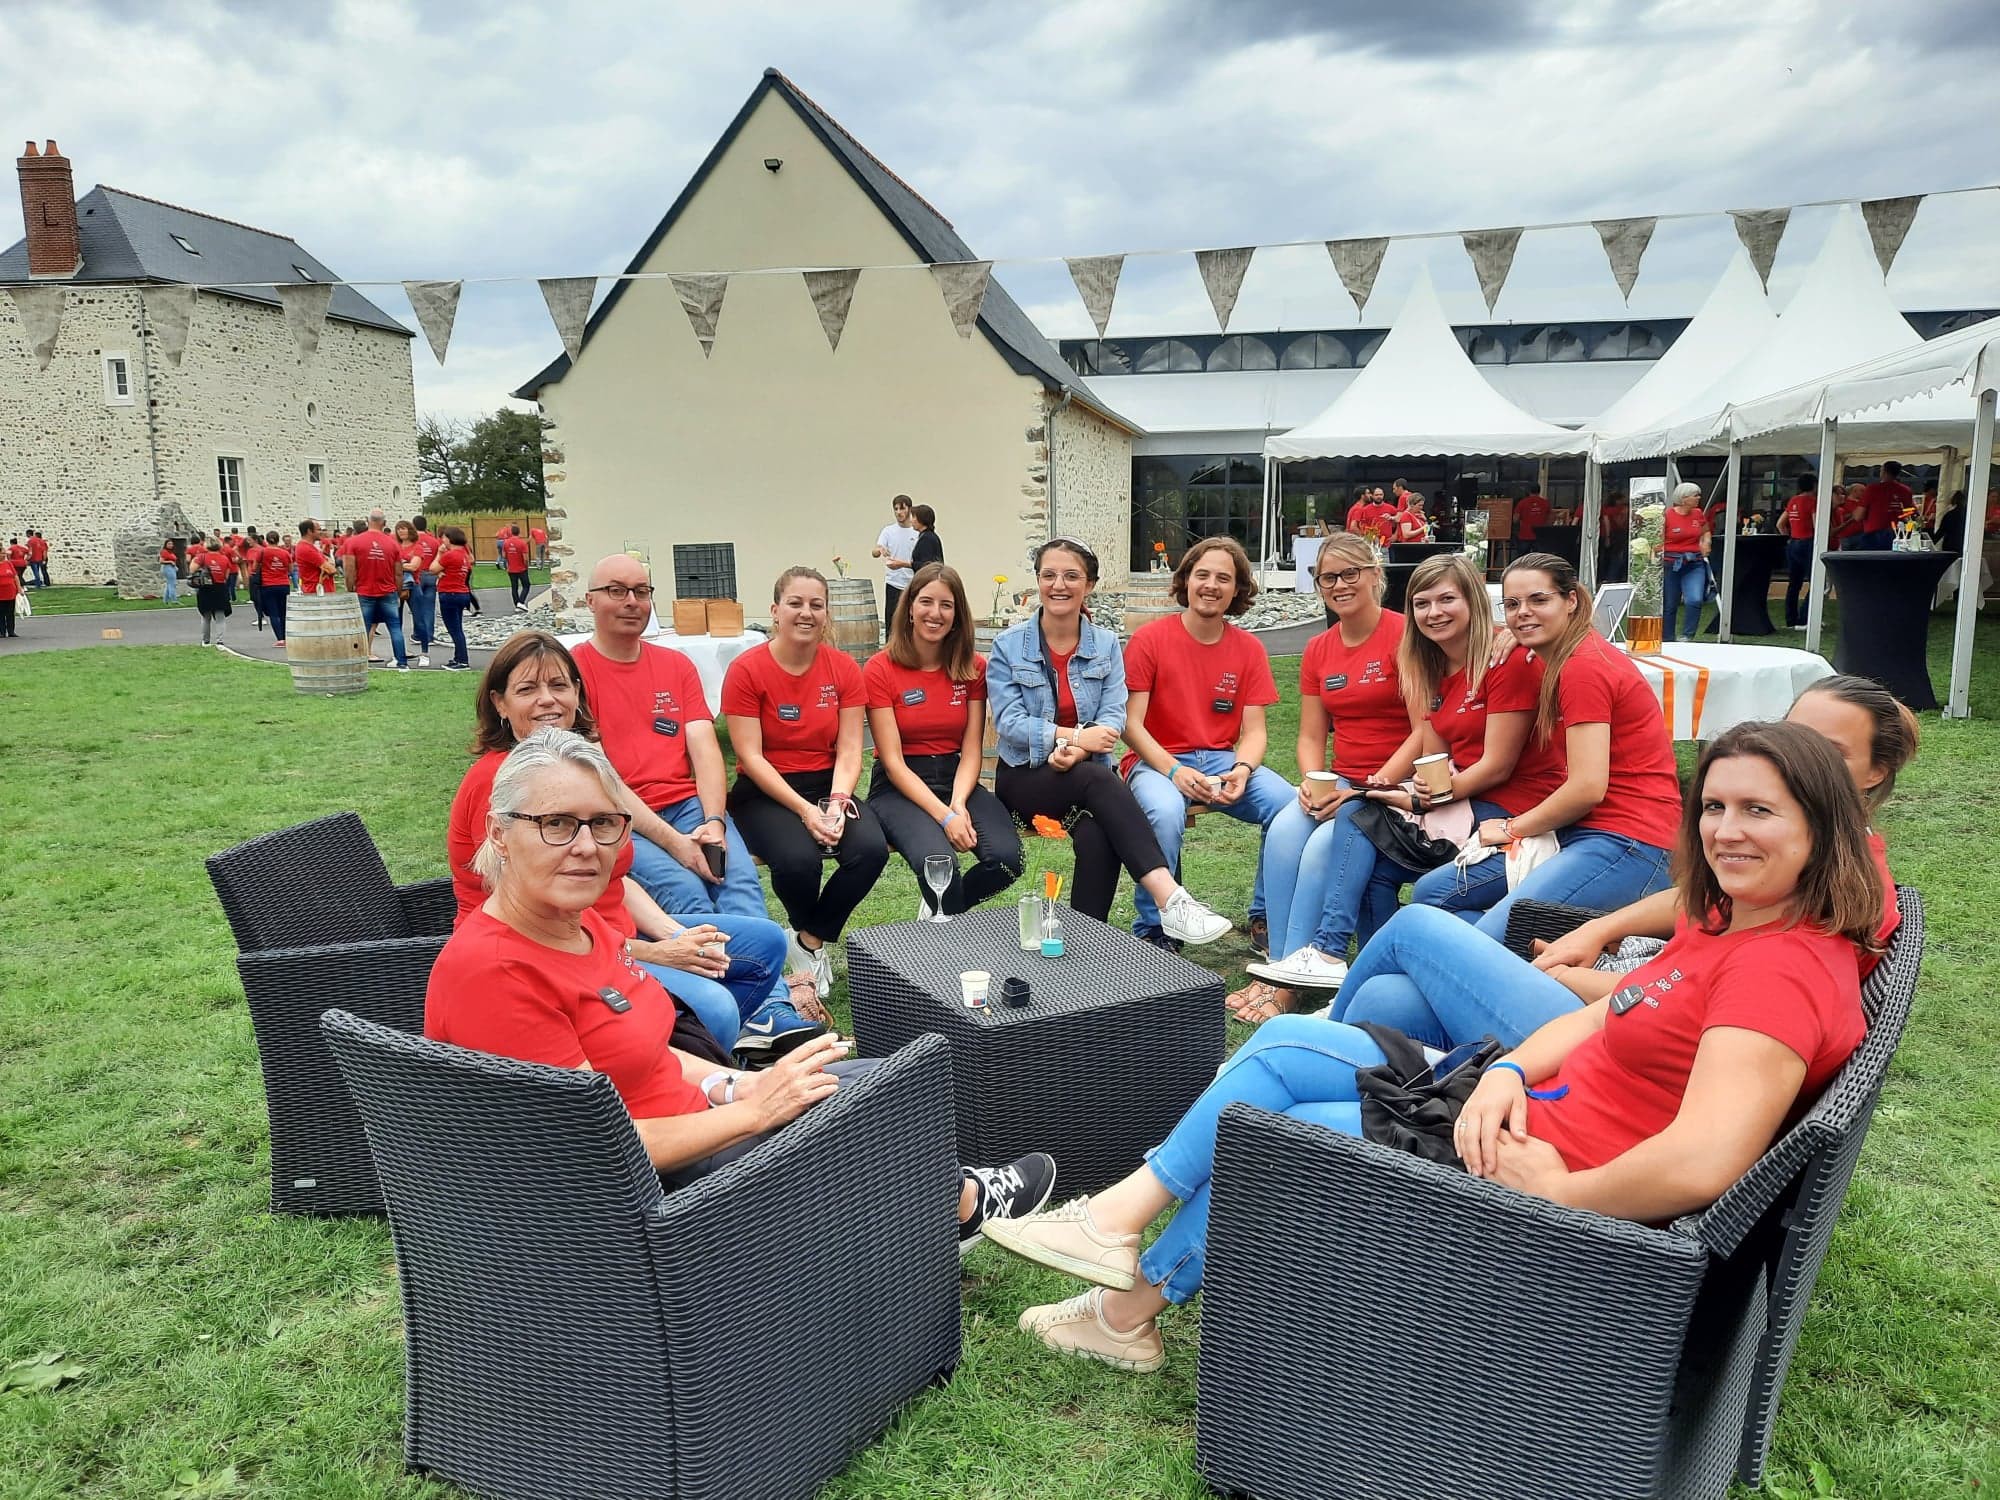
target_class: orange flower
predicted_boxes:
[1153,540,1167,553]
[1031,814,1067,839]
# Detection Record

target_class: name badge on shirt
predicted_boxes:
[777,704,802,722]
[1211,698,1235,714]
[1609,984,1648,1016]
[901,688,927,706]
[1324,674,1348,692]
[652,716,680,737]
[596,986,632,1014]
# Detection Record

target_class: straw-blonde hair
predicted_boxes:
[1316,532,1385,603]
[1397,553,1494,711]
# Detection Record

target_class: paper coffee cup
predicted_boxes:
[1414,754,1453,796]
[960,970,990,1008]
[1303,771,1341,807]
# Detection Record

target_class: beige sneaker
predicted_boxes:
[979,1196,1139,1289]
[1019,1288,1164,1374]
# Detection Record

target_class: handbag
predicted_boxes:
[1353,1025,1504,1166]
[1349,795,1475,874]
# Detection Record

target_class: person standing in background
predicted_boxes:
[429,525,477,670]
[0,549,19,637]
[530,522,548,567]
[910,503,944,575]
[410,514,441,666]
[239,531,266,632]
[501,524,532,611]
[294,520,332,594]
[341,509,410,671]
[158,539,180,604]
[1853,461,1910,551]
[27,530,49,587]
[872,494,919,631]
[193,535,234,647]
[258,529,292,647]
[1513,484,1551,545]
[1781,474,1816,629]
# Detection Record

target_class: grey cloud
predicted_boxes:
[1156,0,1557,58]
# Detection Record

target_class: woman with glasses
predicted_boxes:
[865,563,1023,917]
[723,566,891,998]
[986,537,1233,943]
[447,632,817,1061]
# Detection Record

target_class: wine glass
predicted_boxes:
[814,797,847,860]
[922,855,954,922]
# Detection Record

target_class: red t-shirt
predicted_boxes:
[436,544,473,594]
[572,641,713,809]
[1047,646,1079,728]
[1663,506,1708,556]
[197,549,234,585]
[863,652,987,758]
[1858,480,1910,533]
[445,750,634,932]
[259,545,293,588]
[721,643,863,775]
[241,544,262,578]
[399,542,423,580]
[417,531,441,568]
[1394,509,1429,543]
[530,527,548,547]
[1346,501,1375,535]
[1553,633,1682,847]
[0,562,17,601]
[225,532,243,551]
[1426,648,1564,816]
[1781,494,1815,541]
[1527,918,1865,1171]
[294,539,327,592]
[502,534,530,572]
[27,536,47,562]
[1301,612,1408,780]
[1515,494,1551,541]
[343,529,404,597]
[425,907,703,1120]
[1120,615,1278,774]
[159,545,177,566]
[1861,832,1898,978]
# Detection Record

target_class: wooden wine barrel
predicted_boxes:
[826,577,880,665]
[1119,574,1179,639]
[285,592,369,696]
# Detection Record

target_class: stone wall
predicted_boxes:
[0,287,419,583]
[1050,399,1133,576]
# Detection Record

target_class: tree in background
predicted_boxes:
[416,408,551,513]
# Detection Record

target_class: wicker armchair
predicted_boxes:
[1194,889,1923,1500]
[321,1011,963,1500]
[205,811,454,954]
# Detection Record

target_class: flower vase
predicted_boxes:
[1626,502,1666,652]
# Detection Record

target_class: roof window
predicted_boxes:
[293,265,315,281]
[171,234,199,255]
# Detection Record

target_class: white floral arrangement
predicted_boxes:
[1629,502,1666,615]
[1460,506,1488,571]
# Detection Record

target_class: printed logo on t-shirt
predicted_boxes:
[901,688,927,706]
[949,683,968,707]
[1610,966,1682,1014]
[1358,658,1390,686]
[1211,669,1239,714]
[817,683,842,709]
[651,688,681,715]
[777,704,802,722]
[652,717,680,737]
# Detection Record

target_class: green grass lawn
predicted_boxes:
[29,566,551,618]
[1,617,1996,1497]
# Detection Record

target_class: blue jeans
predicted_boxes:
[161,563,178,603]
[409,574,438,651]
[1330,903,1586,1052]
[1408,824,1673,942]
[1259,789,1399,959]
[439,592,471,666]
[357,592,407,667]
[1128,749,1289,937]
[632,911,788,1051]
[1139,1014,1387,1304]
[628,795,788,1006]
[1852,530,1893,552]
[1293,796,1507,959]
[263,584,289,643]
[1661,554,1709,641]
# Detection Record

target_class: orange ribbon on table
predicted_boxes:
[1638,653,1712,738]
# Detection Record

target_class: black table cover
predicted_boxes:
[1707,533,1788,637]
[1387,541,1459,565]
[1819,551,1955,709]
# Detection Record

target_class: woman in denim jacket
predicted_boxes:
[986,537,1231,945]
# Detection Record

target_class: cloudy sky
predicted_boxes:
[6,0,1997,422]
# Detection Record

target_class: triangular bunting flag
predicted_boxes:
[6,285,64,371]
[670,273,727,359]
[403,279,462,365]
[1194,246,1256,331]
[277,282,334,359]
[143,285,197,368]
[930,260,991,339]
[803,268,861,353]
[539,277,597,363]
[1729,208,1790,291]
[1065,254,1124,337]
[1860,196,1923,279]
[1325,238,1388,316]
[1461,227,1523,314]
[1592,217,1657,301]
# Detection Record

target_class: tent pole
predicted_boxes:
[1805,420,1837,651]
[1946,388,1995,719]
[1580,459,1602,591]
[1718,441,1743,644]
[1261,458,1274,576]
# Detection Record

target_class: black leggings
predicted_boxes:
[263,584,289,642]
[868,754,1024,915]
[729,767,890,942]
[994,757,1168,922]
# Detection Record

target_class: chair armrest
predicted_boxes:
[396,877,458,937]
[1198,1104,1709,1499]
[236,934,444,1037]
[1500,899,1608,960]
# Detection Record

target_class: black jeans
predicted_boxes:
[994,757,1168,922]
[508,569,531,607]
[729,767,890,942]
[868,754,1024,915]
[262,584,289,642]
[1784,537,1813,626]
[883,583,904,637]
[0,598,14,636]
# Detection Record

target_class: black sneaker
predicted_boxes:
[1247,915,1270,960]
[960,1152,1058,1256]
[1139,930,1183,955]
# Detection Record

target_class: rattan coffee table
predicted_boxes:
[846,905,1226,1195]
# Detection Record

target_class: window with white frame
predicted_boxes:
[217,456,246,525]
[102,352,133,405]
[306,461,327,515]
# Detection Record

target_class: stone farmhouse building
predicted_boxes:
[515,71,1140,626]
[0,141,419,585]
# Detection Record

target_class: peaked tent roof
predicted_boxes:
[0,186,409,335]
[1263,269,1591,459]
[1597,207,1918,461]
[1588,250,1775,440]
[512,69,1135,431]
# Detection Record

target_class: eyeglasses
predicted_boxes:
[1315,566,1372,588]
[587,584,655,602]
[501,811,633,847]
[1501,592,1565,612]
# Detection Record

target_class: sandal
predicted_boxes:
[787,971,833,1027]
[1226,980,1296,1026]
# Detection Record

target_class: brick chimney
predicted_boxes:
[17,139,82,279]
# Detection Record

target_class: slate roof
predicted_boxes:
[513,69,1136,432]
[0,185,410,336]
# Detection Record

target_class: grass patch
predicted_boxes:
[1,614,1996,1497]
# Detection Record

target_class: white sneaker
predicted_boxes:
[808,943,833,999]
[418,654,431,667]
[1159,887,1232,946]
[396,665,411,674]
[1247,945,1349,990]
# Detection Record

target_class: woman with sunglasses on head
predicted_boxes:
[723,566,891,998]
[1237,553,1564,1022]
[986,537,1233,943]
[446,632,817,1061]
[866,563,1023,917]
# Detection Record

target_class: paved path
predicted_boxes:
[0,602,499,673]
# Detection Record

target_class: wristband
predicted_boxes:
[699,1069,730,1106]
[1231,760,1251,774]
[701,814,725,829]
[1487,1061,1528,1085]
[1486,1059,1569,1101]
[938,808,959,826]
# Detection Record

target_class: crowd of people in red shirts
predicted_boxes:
[1340,480,1435,546]
[0,532,50,638]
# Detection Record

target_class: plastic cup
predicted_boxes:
[959,970,990,1008]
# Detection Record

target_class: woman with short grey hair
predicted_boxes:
[1661,480,1713,642]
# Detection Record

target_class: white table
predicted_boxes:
[556,628,766,716]
[1626,641,1832,741]
[1294,535,1328,593]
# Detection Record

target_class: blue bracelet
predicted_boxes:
[1487,1059,1569,1101]
[938,808,959,827]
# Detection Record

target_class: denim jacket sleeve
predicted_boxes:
[986,623,1056,768]
[1078,621,1129,741]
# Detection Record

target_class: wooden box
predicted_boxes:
[704,598,744,636]
[671,598,710,636]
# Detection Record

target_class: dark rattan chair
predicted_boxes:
[322,1011,962,1500]
[206,810,455,954]
[1194,889,1923,1500]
